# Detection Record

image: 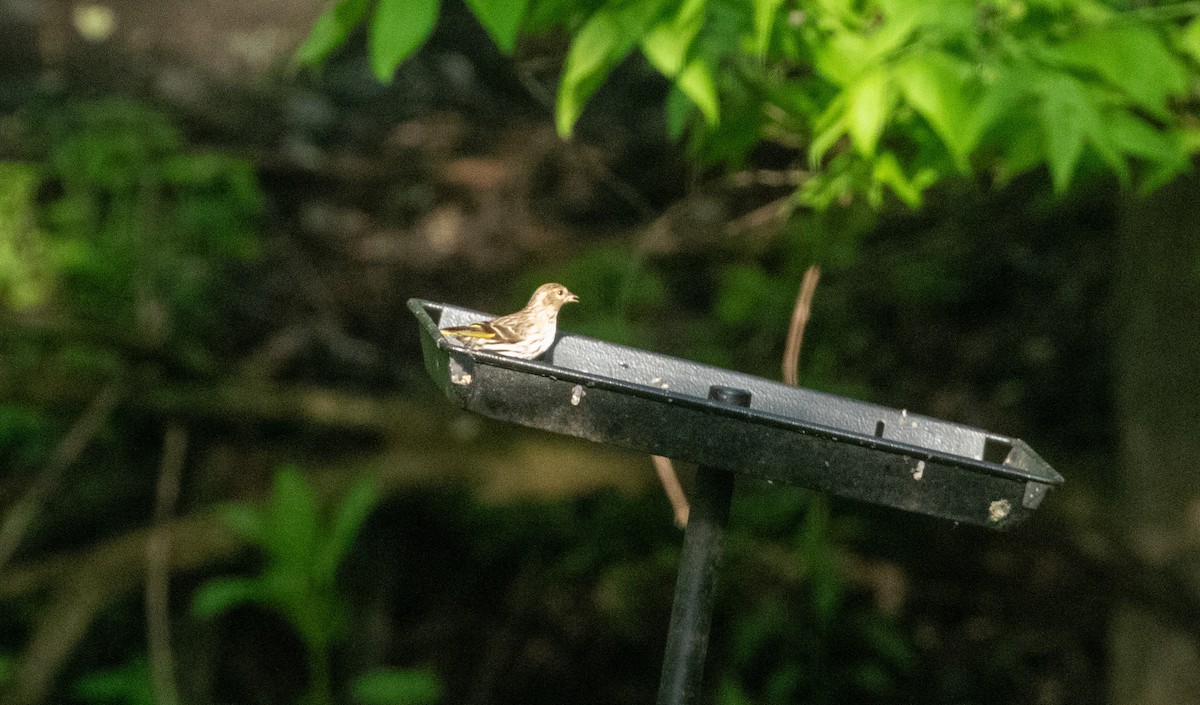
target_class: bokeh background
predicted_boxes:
[1,1,1199,704]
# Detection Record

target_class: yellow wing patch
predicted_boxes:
[440,324,497,340]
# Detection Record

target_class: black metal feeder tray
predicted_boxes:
[410,298,1062,529]
[413,296,1063,705]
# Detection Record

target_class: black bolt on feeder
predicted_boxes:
[410,298,1064,702]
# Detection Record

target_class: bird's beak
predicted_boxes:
[566,292,580,303]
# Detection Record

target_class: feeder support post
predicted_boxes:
[656,386,749,705]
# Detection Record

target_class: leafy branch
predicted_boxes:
[298,0,1200,209]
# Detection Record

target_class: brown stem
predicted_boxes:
[782,265,822,387]
[0,380,121,577]
[146,424,188,705]
[652,455,690,528]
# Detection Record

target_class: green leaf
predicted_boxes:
[809,94,848,167]
[75,658,155,705]
[557,0,671,136]
[665,84,692,140]
[465,0,528,54]
[972,63,1035,143]
[352,668,444,705]
[191,577,266,618]
[879,0,972,34]
[314,478,379,584]
[994,122,1045,186]
[1182,17,1200,64]
[814,31,869,86]
[268,466,320,571]
[1107,113,1188,192]
[295,0,371,66]
[369,0,440,82]
[871,151,932,208]
[1038,73,1096,192]
[557,12,629,136]
[676,58,719,126]
[1050,24,1187,120]
[845,68,894,157]
[1108,112,1184,165]
[641,0,705,76]
[751,0,785,57]
[894,52,978,168]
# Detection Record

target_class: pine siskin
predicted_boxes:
[440,283,579,359]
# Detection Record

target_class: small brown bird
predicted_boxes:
[439,283,579,359]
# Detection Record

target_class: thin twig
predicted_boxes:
[0,380,121,577]
[724,196,794,240]
[652,455,690,528]
[146,424,187,705]
[782,266,822,387]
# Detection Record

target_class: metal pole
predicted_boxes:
[656,386,750,705]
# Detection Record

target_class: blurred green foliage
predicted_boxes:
[193,467,387,705]
[0,406,55,473]
[21,98,261,341]
[74,657,154,705]
[0,652,14,691]
[351,668,444,705]
[0,162,51,310]
[0,96,268,576]
[191,468,443,705]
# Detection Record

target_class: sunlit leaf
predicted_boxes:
[814,31,869,86]
[369,0,440,82]
[465,0,528,54]
[809,96,848,167]
[871,151,927,208]
[1109,112,1183,165]
[1038,73,1093,192]
[557,0,671,136]
[1050,23,1186,120]
[295,0,371,66]
[1107,113,1188,192]
[677,58,720,126]
[846,68,893,157]
[751,0,785,57]
[1182,17,1200,64]
[557,12,629,136]
[641,0,705,76]
[972,64,1035,144]
[894,52,978,168]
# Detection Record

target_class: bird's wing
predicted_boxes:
[440,322,499,340]
[441,317,528,342]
